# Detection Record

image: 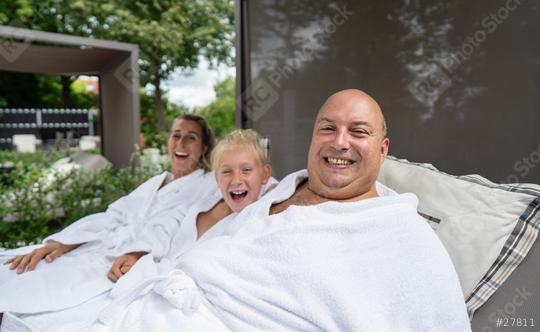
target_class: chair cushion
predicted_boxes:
[378,156,540,317]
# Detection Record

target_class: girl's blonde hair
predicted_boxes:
[211,129,269,170]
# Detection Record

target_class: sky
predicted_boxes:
[80,58,234,109]
[164,58,235,108]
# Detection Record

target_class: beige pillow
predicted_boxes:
[378,156,540,317]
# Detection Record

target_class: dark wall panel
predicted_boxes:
[239,0,540,183]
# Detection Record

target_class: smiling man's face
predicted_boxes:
[307,90,389,200]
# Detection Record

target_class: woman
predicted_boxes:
[0,114,218,321]
[1,129,276,331]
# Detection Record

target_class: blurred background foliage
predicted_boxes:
[196,76,235,138]
[0,150,156,248]
[0,72,97,109]
[0,0,236,150]
[0,1,237,246]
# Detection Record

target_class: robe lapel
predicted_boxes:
[136,172,169,220]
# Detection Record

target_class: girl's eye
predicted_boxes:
[242,168,253,173]
[221,170,232,175]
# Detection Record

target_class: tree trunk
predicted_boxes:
[61,75,73,108]
[154,71,165,132]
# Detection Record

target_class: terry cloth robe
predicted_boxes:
[87,170,471,332]
[0,178,279,332]
[0,169,218,315]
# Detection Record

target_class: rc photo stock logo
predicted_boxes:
[239,77,279,122]
[113,58,139,93]
[407,0,522,108]
[238,4,353,123]
[408,61,452,107]
[501,144,540,184]
[0,24,35,63]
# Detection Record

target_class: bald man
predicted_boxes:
[273,89,390,212]
[38,90,470,332]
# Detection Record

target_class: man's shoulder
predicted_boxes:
[235,170,307,217]
[265,169,307,198]
[375,181,398,197]
[265,170,307,199]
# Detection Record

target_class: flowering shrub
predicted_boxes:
[0,151,156,248]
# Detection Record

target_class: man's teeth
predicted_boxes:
[327,157,352,165]
[175,152,188,157]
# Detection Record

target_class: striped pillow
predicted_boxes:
[378,156,540,318]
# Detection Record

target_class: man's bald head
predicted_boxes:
[307,89,390,201]
[319,89,387,138]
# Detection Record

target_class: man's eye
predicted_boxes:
[319,127,334,132]
[242,168,253,173]
[351,129,369,136]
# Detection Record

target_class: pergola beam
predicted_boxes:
[0,26,139,168]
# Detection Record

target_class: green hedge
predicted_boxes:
[0,151,156,248]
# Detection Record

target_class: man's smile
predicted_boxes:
[324,157,355,167]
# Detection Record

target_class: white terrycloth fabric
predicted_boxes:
[0,177,278,332]
[86,170,471,332]
[0,169,218,315]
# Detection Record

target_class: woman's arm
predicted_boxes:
[3,241,81,274]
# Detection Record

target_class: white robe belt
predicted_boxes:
[98,270,202,326]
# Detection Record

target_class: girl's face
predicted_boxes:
[216,145,271,213]
[167,119,207,179]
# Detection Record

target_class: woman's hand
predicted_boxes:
[107,252,147,282]
[4,242,81,274]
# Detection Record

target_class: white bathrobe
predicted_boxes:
[0,169,218,314]
[0,177,278,332]
[84,169,471,332]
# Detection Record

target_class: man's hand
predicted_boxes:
[107,252,147,282]
[3,242,81,274]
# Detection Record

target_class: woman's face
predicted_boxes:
[167,119,206,179]
[216,145,271,213]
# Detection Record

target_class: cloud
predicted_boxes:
[168,86,216,108]
[164,58,235,108]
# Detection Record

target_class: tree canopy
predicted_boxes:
[1,0,235,131]
[197,76,235,138]
[90,0,235,131]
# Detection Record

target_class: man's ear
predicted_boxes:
[380,137,390,162]
[262,164,272,184]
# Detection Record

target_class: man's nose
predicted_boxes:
[332,129,350,150]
